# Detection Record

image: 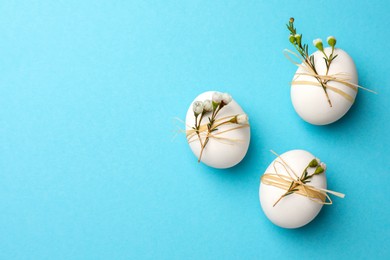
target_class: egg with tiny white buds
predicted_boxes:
[185,91,250,169]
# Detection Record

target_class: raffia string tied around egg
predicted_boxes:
[261,150,345,207]
[284,49,376,106]
[183,115,249,162]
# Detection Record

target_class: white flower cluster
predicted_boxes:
[212,92,232,105]
[193,92,232,116]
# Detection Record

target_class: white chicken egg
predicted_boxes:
[185,91,250,169]
[259,150,327,228]
[291,47,358,125]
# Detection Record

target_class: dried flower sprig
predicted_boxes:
[188,92,249,162]
[287,17,337,107]
[285,18,376,106]
[272,156,327,207]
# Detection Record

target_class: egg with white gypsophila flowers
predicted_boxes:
[185,91,250,169]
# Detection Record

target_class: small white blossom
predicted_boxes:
[236,114,248,124]
[222,93,232,104]
[313,38,322,45]
[203,99,213,112]
[193,101,204,115]
[320,162,327,172]
[313,38,324,51]
[212,92,223,104]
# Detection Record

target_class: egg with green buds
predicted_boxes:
[291,47,358,125]
[259,149,328,229]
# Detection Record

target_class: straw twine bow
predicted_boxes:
[261,150,345,207]
[284,49,376,106]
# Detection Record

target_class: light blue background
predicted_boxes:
[1,1,389,259]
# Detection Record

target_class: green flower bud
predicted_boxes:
[294,34,302,46]
[289,35,296,44]
[212,101,219,110]
[327,36,336,47]
[314,166,324,175]
[308,158,319,167]
[289,17,294,23]
[313,38,324,51]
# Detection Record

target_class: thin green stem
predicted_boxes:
[287,18,335,107]
[198,103,224,162]
[212,118,234,130]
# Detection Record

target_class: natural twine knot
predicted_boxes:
[261,150,345,207]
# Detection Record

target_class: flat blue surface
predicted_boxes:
[1,1,389,259]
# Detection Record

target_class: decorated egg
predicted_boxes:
[291,47,358,125]
[185,91,250,169]
[259,150,329,229]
